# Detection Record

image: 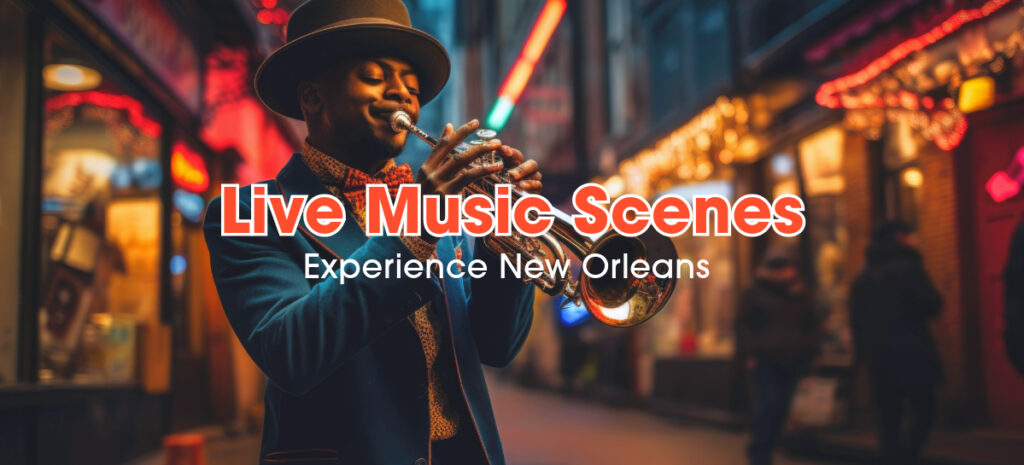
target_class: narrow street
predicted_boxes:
[488,377,836,465]
[131,377,840,465]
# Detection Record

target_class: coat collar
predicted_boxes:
[274,152,463,309]
[275,153,367,260]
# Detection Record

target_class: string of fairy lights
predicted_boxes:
[601,0,1024,200]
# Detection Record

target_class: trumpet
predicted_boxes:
[390,111,676,327]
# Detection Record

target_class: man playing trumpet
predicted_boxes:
[203,1,542,463]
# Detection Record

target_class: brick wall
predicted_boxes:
[843,132,872,279]
[842,130,875,420]
[917,145,967,414]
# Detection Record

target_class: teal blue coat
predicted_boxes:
[203,154,534,465]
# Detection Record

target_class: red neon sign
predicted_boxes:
[46,91,162,138]
[815,0,1013,109]
[171,142,210,193]
[987,146,1024,203]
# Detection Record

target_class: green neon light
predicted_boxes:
[486,97,516,131]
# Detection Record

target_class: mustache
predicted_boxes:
[372,105,415,120]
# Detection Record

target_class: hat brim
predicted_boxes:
[255,23,451,120]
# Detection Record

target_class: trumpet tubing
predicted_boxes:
[389,111,677,327]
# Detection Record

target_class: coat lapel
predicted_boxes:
[276,152,473,354]
[275,153,366,259]
[433,237,457,328]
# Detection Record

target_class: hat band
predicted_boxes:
[291,17,409,43]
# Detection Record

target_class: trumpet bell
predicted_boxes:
[578,230,677,327]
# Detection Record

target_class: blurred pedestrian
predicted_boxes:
[850,220,942,465]
[1004,218,1024,377]
[736,247,820,465]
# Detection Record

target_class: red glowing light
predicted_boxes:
[203,47,299,184]
[171,142,210,193]
[987,170,1020,202]
[921,96,934,109]
[45,91,162,138]
[496,0,567,104]
[933,115,968,151]
[257,9,273,24]
[261,0,277,8]
[272,8,289,24]
[815,0,1013,109]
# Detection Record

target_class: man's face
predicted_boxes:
[310,56,421,161]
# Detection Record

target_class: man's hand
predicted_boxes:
[498,145,543,194]
[415,119,544,196]
[416,119,503,197]
[413,119,545,245]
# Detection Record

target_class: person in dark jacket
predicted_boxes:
[1005,218,1024,378]
[204,1,542,464]
[850,220,943,465]
[736,247,821,465]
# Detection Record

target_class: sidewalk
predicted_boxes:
[123,426,260,465]
[124,379,840,465]
[122,384,1024,465]
[783,428,1024,465]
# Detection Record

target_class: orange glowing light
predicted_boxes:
[43,64,102,91]
[902,167,924,188]
[171,143,210,193]
[496,0,567,104]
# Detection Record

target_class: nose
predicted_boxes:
[384,74,415,105]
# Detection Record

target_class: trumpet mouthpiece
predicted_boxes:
[390,111,412,133]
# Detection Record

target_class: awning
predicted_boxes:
[814,0,1022,150]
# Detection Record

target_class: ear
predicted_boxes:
[298,80,324,118]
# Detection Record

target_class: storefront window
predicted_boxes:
[0,0,29,384]
[766,151,802,251]
[882,120,925,229]
[38,25,163,384]
[798,125,853,365]
[649,181,736,359]
[170,137,209,357]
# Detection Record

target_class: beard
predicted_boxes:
[332,122,405,168]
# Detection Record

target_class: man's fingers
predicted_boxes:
[438,139,502,178]
[447,162,503,192]
[422,123,455,170]
[429,119,479,163]
[507,159,539,180]
[498,145,525,165]
[516,180,543,194]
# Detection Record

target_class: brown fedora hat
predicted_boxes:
[254,0,451,120]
